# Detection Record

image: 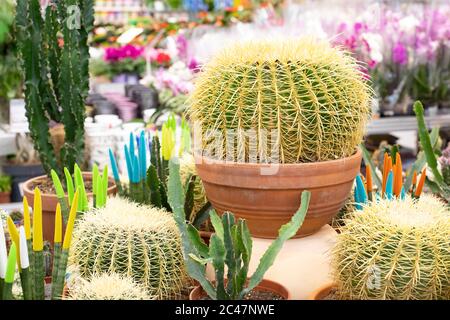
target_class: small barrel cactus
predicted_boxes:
[67,273,153,300]
[332,195,450,300]
[189,38,372,163]
[179,153,207,219]
[69,197,188,299]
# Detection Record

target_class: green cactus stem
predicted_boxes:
[15,0,94,177]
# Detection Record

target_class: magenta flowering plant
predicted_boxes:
[104,45,145,62]
[91,45,147,80]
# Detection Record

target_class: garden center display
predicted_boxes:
[0,0,449,303]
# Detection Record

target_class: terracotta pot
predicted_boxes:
[308,282,336,300]
[195,149,362,238]
[190,279,291,300]
[0,191,11,203]
[23,172,117,243]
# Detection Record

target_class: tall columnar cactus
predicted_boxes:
[189,38,372,163]
[332,195,450,300]
[66,273,153,300]
[15,0,94,176]
[69,197,188,299]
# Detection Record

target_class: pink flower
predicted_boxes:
[392,42,408,65]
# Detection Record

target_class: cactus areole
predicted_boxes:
[189,38,371,238]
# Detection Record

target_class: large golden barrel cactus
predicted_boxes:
[332,195,450,300]
[189,38,372,163]
[69,197,188,299]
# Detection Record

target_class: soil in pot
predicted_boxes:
[23,173,117,243]
[198,290,285,301]
[190,279,290,300]
[27,176,110,194]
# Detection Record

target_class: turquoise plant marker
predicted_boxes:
[354,175,367,210]
[108,149,123,195]
[385,171,394,200]
[400,187,406,200]
[124,145,133,182]
[139,131,147,180]
[109,149,120,182]
[129,132,135,158]
[132,154,140,183]
[2,243,16,300]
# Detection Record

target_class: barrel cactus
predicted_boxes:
[189,38,372,163]
[332,195,450,300]
[67,273,153,300]
[69,197,188,299]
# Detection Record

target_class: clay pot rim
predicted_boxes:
[308,282,336,300]
[189,278,291,300]
[22,172,117,200]
[194,149,362,169]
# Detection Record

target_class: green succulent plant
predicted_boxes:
[69,196,188,299]
[0,175,11,193]
[189,38,372,163]
[332,195,450,300]
[168,158,311,300]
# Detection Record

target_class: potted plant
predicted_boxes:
[91,45,146,84]
[0,175,11,203]
[413,101,450,202]
[0,188,81,300]
[167,159,311,300]
[327,195,450,300]
[189,39,372,238]
[2,134,45,202]
[15,0,116,241]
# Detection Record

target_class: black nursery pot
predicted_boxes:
[2,163,45,202]
[94,100,117,115]
[140,88,159,110]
